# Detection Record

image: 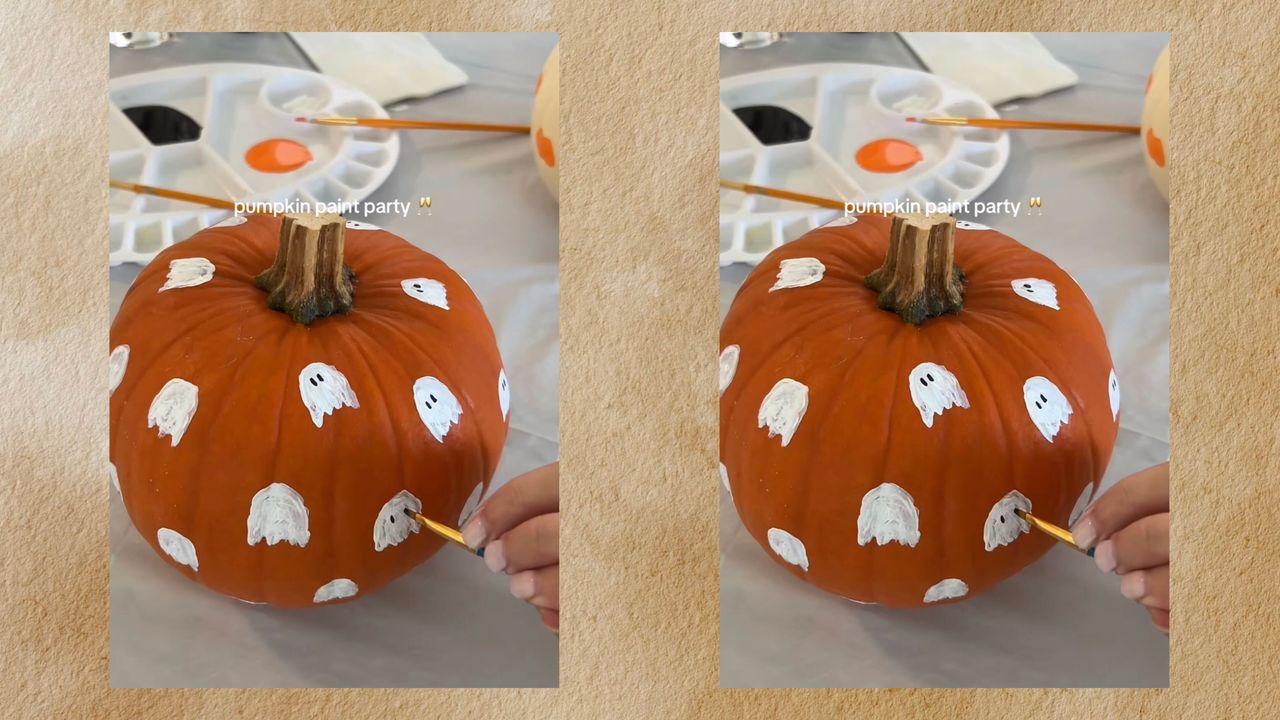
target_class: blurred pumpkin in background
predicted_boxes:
[531,43,560,202]
[1141,45,1169,201]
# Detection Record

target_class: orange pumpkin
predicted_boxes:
[109,213,509,607]
[719,213,1119,607]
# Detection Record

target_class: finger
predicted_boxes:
[537,607,560,634]
[461,462,558,549]
[485,513,559,574]
[1071,463,1168,548]
[1093,512,1169,573]
[1146,607,1170,634]
[510,565,559,612]
[1119,565,1169,611]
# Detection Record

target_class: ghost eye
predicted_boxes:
[1035,401,1042,409]
[1000,515,1006,523]
[1023,283,1032,289]
[430,394,438,403]
[918,377,928,387]
[926,373,934,382]
[389,515,395,523]
[309,378,317,387]
[413,284,421,290]
[1040,394,1047,403]
[317,374,324,382]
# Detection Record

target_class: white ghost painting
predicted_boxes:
[413,376,463,442]
[298,362,359,428]
[984,490,1032,551]
[108,462,120,496]
[1069,483,1094,527]
[345,220,380,230]
[246,483,311,547]
[109,344,129,396]
[211,215,247,228]
[1108,368,1121,421]
[1024,376,1073,442]
[767,527,809,571]
[313,578,359,604]
[769,257,826,292]
[823,214,858,228]
[459,482,484,527]
[147,378,198,447]
[757,378,809,447]
[857,482,921,547]
[923,578,969,603]
[401,278,449,309]
[1011,278,1059,310]
[374,490,422,551]
[159,258,216,292]
[908,362,969,428]
[720,462,731,495]
[955,220,990,230]
[498,369,511,421]
[719,345,740,395]
[156,528,199,571]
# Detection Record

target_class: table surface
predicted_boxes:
[719,32,1170,688]
[109,32,560,688]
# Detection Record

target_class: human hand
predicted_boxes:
[1071,462,1169,634]
[461,462,559,633]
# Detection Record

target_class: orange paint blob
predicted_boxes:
[855,138,923,173]
[535,128,556,168]
[1145,128,1166,168]
[535,73,543,94]
[1145,72,1153,95]
[245,138,312,173]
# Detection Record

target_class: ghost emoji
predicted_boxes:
[298,362,359,428]
[984,490,1032,551]
[413,376,463,442]
[401,278,449,309]
[857,482,921,547]
[1023,376,1073,442]
[908,362,969,428]
[147,378,198,447]
[246,482,311,547]
[757,378,809,447]
[345,220,381,230]
[767,528,810,571]
[955,220,990,230]
[1011,278,1059,310]
[374,490,422,551]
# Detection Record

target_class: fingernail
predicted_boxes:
[461,516,486,549]
[484,539,507,574]
[1093,540,1117,573]
[510,571,536,600]
[1071,517,1098,549]
[1120,572,1146,600]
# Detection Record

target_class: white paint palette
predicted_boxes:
[109,63,401,266]
[720,63,1010,266]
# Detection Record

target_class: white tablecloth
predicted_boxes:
[719,32,1169,688]
[109,32,559,688]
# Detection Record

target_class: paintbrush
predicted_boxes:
[297,116,531,134]
[109,179,239,211]
[1014,508,1094,557]
[904,116,1140,135]
[719,178,847,211]
[403,509,485,557]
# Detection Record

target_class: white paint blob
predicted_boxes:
[757,378,809,447]
[298,362,359,428]
[156,528,198,571]
[211,215,247,228]
[159,257,215,292]
[1023,376,1073,442]
[908,362,969,428]
[824,214,859,228]
[923,578,970,603]
[720,462,731,495]
[1108,368,1121,421]
[460,483,484,527]
[857,482,921,547]
[345,220,380,230]
[413,376,463,442]
[401,278,449,309]
[719,345,740,395]
[109,345,129,396]
[246,483,311,547]
[769,257,826,292]
[147,378,198,447]
[108,462,120,495]
[1011,278,1059,310]
[1070,483,1094,527]
[374,490,422,551]
[313,578,359,604]
[955,220,990,230]
[498,369,511,421]
[767,528,809,571]
[984,490,1032,551]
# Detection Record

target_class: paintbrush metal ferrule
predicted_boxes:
[1014,508,1093,556]
[404,509,484,557]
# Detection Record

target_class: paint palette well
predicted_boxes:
[720,64,1010,266]
[109,63,401,266]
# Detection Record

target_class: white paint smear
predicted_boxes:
[313,578,359,604]
[823,215,858,228]
[345,220,380,230]
[1011,278,1059,310]
[401,278,449,309]
[413,376,463,442]
[757,378,809,447]
[147,378,198,447]
[459,482,484,527]
[984,490,1031,551]
[719,345,740,395]
[212,215,247,228]
[498,369,511,421]
[1108,368,1121,421]
[923,578,970,603]
[767,527,809,571]
[1070,483,1094,527]
[109,344,129,396]
[769,257,825,292]
[159,257,215,292]
[298,362,359,428]
[908,362,969,428]
[109,462,120,496]
[374,490,422,551]
[157,528,198,571]
[720,462,731,495]
[857,482,921,547]
[1024,376,1073,442]
[955,220,990,230]
[246,483,311,547]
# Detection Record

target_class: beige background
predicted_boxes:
[0,1,1277,717]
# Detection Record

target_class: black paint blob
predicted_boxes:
[732,105,812,145]
[123,105,202,145]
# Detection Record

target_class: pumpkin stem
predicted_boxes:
[864,213,965,325]
[255,212,355,325]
